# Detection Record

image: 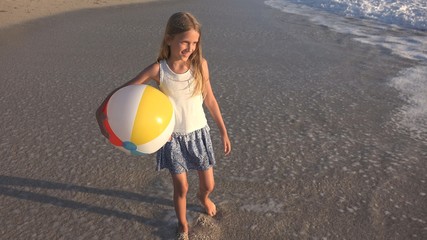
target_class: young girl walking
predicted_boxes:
[96,12,231,239]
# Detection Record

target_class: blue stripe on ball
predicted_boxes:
[122,141,137,151]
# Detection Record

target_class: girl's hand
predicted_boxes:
[222,134,231,156]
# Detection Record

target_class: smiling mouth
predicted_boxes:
[182,52,192,58]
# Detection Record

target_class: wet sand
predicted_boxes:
[1,0,426,239]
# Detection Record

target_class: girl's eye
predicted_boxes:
[179,41,197,47]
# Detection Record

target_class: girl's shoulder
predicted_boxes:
[201,57,208,65]
[136,62,161,84]
[147,61,161,72]
[201,57,209,75]
[145,62,161,77]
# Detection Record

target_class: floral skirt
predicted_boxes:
[156,126,216,174]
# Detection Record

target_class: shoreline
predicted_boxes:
[0,0,161,29]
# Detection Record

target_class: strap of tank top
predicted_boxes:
[159,60,165,84]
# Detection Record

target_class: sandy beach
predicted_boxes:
[1,0,426,239]
[0,0,160,29]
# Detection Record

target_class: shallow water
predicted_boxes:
[266,0,427,147]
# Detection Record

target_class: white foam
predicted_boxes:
[390,66,427,139]
[266,0,427,30]
[265,0,427,61]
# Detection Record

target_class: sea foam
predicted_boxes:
[390,66,427,141]
[265,0,427,61]
[266,0,427,31]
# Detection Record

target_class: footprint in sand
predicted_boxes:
[188,203,229,239]
[189,214,221,240]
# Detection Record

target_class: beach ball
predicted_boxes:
[102,84,175,155]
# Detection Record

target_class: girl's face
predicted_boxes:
[167,29,200,62]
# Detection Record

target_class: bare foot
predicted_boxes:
[176,231,189,240]
[197,193,217,216]
[178,222,189,234]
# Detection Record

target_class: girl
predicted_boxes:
[96,12,231,239]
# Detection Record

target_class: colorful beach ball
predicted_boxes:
[102,84,175,155]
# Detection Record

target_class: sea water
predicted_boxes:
[265,0,427,141]
[266,0,427,30]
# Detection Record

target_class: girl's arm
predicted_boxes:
[95,63,160,138]
[202,59,231,155]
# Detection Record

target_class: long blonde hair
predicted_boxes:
[157,12,205,96]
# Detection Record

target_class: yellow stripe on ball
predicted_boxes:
[131,86,174,145]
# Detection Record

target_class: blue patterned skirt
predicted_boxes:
[156,126,216,174]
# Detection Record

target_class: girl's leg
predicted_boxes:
[171,172,189,233]
[197,168,217,216]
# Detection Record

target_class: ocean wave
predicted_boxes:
[284,0,427,30]
[265,0,427,62]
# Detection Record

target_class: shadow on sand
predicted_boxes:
[0,175,190,239]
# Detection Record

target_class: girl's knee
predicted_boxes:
[172,173,189,196]
[198,168,215,193]
[175,181,188,196]
[182,182,189,194]
[200,181,215,194]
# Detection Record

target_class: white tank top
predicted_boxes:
[159,60,207,134]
